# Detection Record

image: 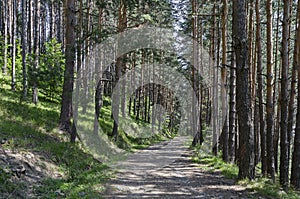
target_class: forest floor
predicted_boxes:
[103,136,264,198]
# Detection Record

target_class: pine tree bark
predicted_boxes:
[233,0,255,180]
[3,0,8,75]
[266,0,276,181]
[279,0,290,189]
[273,1,281,174]
[21,0,27,99]
[212,2,218,156]
[60,0,76,142]
[228,51,236,163]
[11,0,16,91]
[94,0,104,134]
[49,0,55,38]
[28,0,33,55]
[221,0,228,162]
[287,0,299,180]
[112,0,126,139]
[255,0,267,176]
[33,0,40,104]
[191,0,198,142]
[291,0,300,190]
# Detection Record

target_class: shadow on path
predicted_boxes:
[103,136,262,198]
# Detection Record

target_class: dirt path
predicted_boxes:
[103,136,262,198]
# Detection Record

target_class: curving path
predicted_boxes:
[103,136,263,198]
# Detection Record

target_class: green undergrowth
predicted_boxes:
[0,74,175,197]
[191,146,300,199]
[191,147,239,179]
[0,84,111,197]
[239,178,300,199]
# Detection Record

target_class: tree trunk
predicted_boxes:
[11,0,16,91]
[255,0,266,176]
[33,0,40,104]
[191,0,200,146]
[212,2,218,156]
[273,1,281,174]
[3,0,8,75]
[266,0,275,182]
[94,0,104,134]
[287,0,299,181]
[28,0,33,55]
[228,50,236,163]
[49,0,55,38]
[221,0,228,162]
[279,0,290,189]
[111,0,126,139]
[60,0,76,142]
[21,0,27,99]
[291,0,300,190]
[233,0,255,180]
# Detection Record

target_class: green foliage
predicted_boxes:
[39,39,65,100]
[0,38,23,90]
[36,39,65,101]
[0,37,64,101]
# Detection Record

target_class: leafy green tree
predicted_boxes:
[39,39,65,101]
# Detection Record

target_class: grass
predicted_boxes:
[0,74,175,197]
[191,146,300,199]
[191,147,239,179]
[0,82,112,197]
[239,178,300,199]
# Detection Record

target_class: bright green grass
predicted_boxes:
[191,149,239,179]
[192,147,300,199]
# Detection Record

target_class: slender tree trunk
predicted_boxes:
[3,0,8,75]
[266,0,276,181]
[291,0,300,190]
[228,50,236,163]
[21,0,27,99]
[112,0,126,139]
[255,0,266,176]
[212,2,218,156]
[233,0,255,180]
[49,0,55,39]
[0,1,2,35]
[279,0,290,189]
[60,0,76,142]
[191,0,198,142]
[94,0,104,134]
[273,1,281,173]
[121,69,126,118]
[11,0,16,91]
[287,0,299,180]
[191,0,202,146]
[221,0,228,162]
[33,0,40,104]
[28,0,33,55]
